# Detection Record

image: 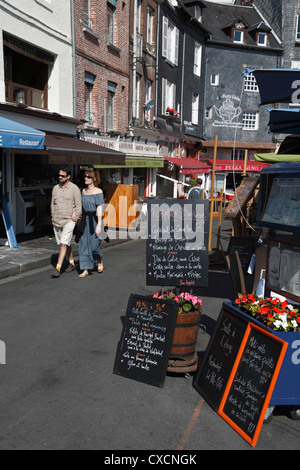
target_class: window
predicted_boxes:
[233,29,244,43]
[162,78,176,114]
[137,0,142,34]
[83,0,93,29]
[231,149,245,161]
[85,72,95,125]
[134,73,141,119]
[3,34,53,110]
[242,111,259,130]
[244,72,258,92]
[107,81,116,131]
[192,92,199,124]
[147,7,154,45]
[205,106,212,120]
[193,43,202,76]
[107,2,115,45]
[162,17,179,66]
[257,32,267,46]
[210,73,219,86]
[145,79,153,121]
[296,15,300,41]
[292,60,300,69]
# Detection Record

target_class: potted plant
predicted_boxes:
[153,289,203,372]
[234,293,300,332]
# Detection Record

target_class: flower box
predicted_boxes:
[225,301,300,407]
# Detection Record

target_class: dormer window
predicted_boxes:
[257,32,267,46]
[233,29,244,43]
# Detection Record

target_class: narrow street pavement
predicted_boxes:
[0,237,299,451]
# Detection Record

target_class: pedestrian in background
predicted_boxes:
[51,166,82,277]
[76,169,104,278]
[187,178,208,199]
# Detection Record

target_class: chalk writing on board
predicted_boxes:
[147,200,209,287]
[193,307,247,410]
[219,323,287,446]
[114,294,178,387]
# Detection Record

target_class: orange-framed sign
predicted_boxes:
[218,323,287,446]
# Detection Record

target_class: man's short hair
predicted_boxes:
[59,166,71,176]
[197,178,203,185]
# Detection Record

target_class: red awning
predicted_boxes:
[164,157,211,174]
[199,159,270,172]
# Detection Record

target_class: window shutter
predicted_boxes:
[174,27,179,66]
[162,17,168,58]
[172,83,176,109]
[162,78,166,114]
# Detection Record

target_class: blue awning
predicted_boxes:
[267,108,300,134]
[0,116,45,149]
[244,68,300,106]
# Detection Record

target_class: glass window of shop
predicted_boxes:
[14,154,59,190]
[133,168,145,200]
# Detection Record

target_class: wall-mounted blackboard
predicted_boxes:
[224,177,259,218]
[113,294,178,388]
[227,236,257,272]
[193,306,248,411]
[218,323,287,446]
[147,199,209,287]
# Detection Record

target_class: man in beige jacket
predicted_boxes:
[51,167,82,277]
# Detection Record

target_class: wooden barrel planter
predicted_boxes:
[167,310,202,374]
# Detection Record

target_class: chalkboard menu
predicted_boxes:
[147,199,209,287]
[227,236,257,272]
[193,306,248,411]
[224,177,259,218]
[218,323,287,446]
[113,294,178,387]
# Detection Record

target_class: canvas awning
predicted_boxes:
[244,68,300,105]
[200,158,270,172]
[255,153,300,162]
[45,133,125,166]
[164,156,211,175]
[266,108,300,134]
[0,116,45,149]
[255,135,300,162]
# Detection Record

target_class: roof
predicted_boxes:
[201,1,282,50]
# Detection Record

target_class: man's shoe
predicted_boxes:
[65,264,75,273]
[51,268,60,278]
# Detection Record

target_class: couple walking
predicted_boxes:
[51,167,104,278]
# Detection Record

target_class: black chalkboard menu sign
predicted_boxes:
[227,236,257,272]
[218,323,287,446]
[113,294,178,388]
[146,199,209,287]
[193,306,248,410]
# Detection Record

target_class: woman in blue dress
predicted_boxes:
[78,170,104,278]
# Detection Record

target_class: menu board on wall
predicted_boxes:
[113,294,178,388]
[146,199,209,287]
[218,323,287,446]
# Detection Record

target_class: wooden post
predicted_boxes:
[241,149,248,177]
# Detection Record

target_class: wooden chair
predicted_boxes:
[225,251,246,300]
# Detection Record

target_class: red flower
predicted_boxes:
[258,307,269,314]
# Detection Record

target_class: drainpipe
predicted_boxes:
[71,0,76,118]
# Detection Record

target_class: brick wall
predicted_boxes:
[74,0,130,133]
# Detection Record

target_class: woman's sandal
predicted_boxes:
[97,262,104,273]
[79,270,89,278]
